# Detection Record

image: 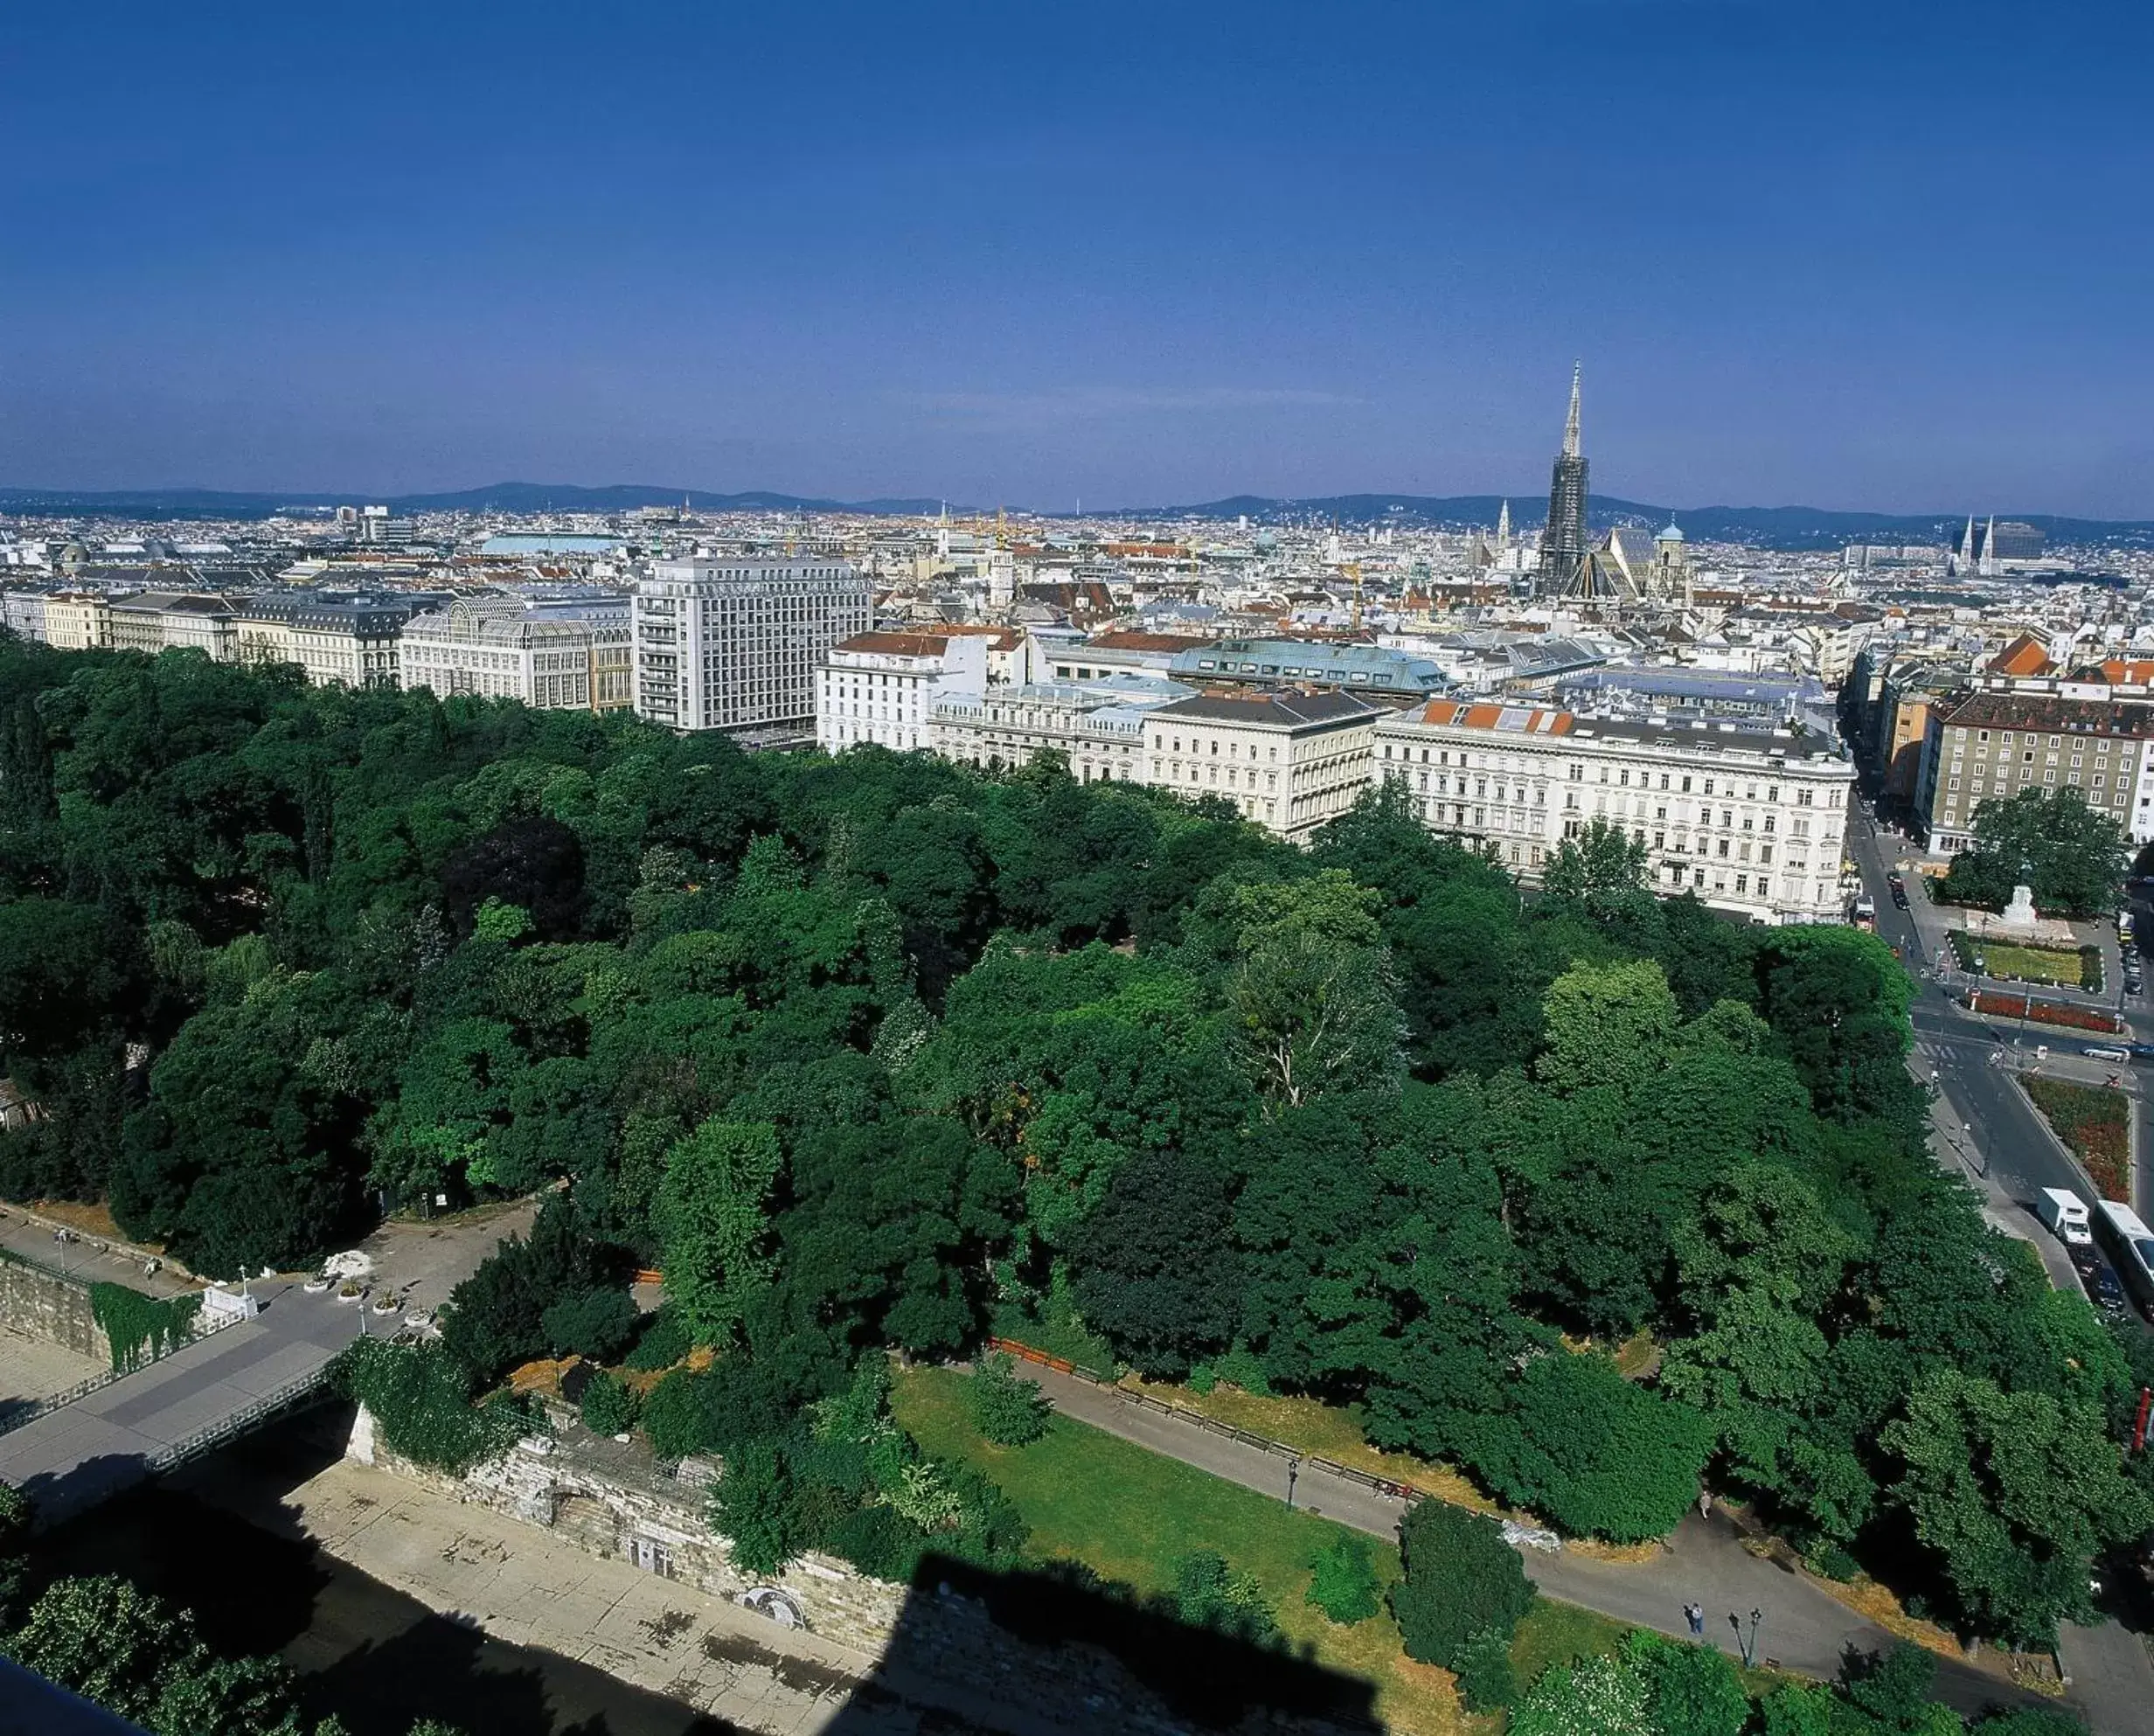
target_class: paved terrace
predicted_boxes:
[0,1200,532,1528]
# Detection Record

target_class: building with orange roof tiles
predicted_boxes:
[1374,698,1853,926]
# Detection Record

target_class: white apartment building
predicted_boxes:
[932,676,1190,784]
[1144,690,1381,843]
[1373,699,1854,924]
[401,594,634,712]
[108,592,240,660]
[817,630,990,753]
[634,555,871,734]
[236,593,433,688]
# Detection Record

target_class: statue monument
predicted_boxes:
[1999,885,2039,931]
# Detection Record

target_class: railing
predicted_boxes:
[0,1305,245,1441]
[144,1362,337,1475]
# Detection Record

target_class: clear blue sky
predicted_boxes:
[3,1,2149,515]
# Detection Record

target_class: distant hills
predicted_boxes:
[3,483,2149,552]
[0,482,947,522]
[1112,493,2154,552]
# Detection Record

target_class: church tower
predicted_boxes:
[1536,364,1590,597]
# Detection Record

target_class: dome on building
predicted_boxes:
[1655,519,1685,544]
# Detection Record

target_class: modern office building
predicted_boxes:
[400,594,634,711]
[1143,690,1382,842]
[1374,699,1854,923]
[633,555,872,734]
[1914,692,2154,853]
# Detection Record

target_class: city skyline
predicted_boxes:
[4,1,2150,516]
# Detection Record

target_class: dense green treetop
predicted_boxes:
[0,635,2143,1644]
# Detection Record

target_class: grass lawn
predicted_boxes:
[2023,1075,2132,1201]
[1507,1598,1636,1688]
[1949,932,2089,988]
[894,1364,1641,1735]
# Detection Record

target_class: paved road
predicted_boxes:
[1847,805,2154,1734]
[0,1199,533,1527]
[1016,1363,2056,1724]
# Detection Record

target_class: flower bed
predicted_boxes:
[2022,1075,2131,1201]
[1964,990,2123,1034]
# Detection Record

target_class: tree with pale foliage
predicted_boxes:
[1506,1652,1656,1736]
[1215,871,1404,1108]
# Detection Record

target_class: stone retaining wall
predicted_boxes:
[347,1408,1379,1735]
[0,1254,110,1364]
[344,1406,905,1653]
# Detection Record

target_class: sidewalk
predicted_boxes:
[0,1202,199,1298]
[1011,1364,2059,1726]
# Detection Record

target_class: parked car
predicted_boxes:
[2069,1241,2104,1281]
[2090,1265,2128,1315]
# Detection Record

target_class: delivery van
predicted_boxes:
[2040,1187,2093,1246]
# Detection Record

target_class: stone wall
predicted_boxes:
[0,1254,109,1364]
[344,1406,905,1653]
[347,1409,1379,1735]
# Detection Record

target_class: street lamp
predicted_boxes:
[1285,1457,1300,1510]
[1729,1608,1762,1668]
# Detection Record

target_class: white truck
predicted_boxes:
[2039,1187,2093,1246]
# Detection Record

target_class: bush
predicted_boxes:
[1304,1532,1381,1625]
[542,1288,640,1363]
[1509,1651,1656,1736]
[1626,1630,1748,1736]
[968,1351,1052,1445]
[579,1371,638,1435]
[1388,1501,1536,1670]
[335,1338,526,1474]
[710,1438,804,1576]
[1807,1541,1859,1582]
[1192,1344,1275,1397]
[623,1307,691,1371]
[640,1368,715,1458]
[0,1479,29,1626]
[1452,1627,1518,1712]
[822,1503,927,1581]
[1171,1551,1281,1648]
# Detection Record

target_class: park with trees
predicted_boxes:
[1,635,2150,1729]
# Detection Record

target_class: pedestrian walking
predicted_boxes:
[1698,1490,1712,1519]
[1685,1602,1705,1637]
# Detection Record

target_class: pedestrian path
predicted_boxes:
[1011,1363,2081,1728]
